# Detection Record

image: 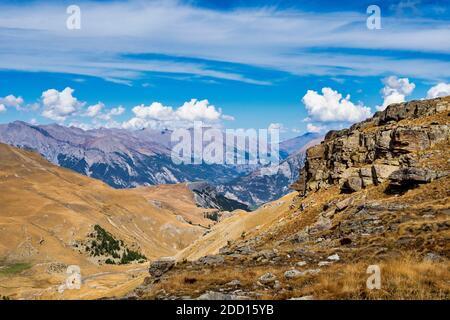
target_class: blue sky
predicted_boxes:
[0,0,449,139]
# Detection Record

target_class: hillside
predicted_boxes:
[129,96,450,300]
[0,143,211,299]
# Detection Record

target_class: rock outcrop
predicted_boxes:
[293,96,450,195]
[149,257,176,278]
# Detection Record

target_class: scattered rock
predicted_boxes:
[423,252,444,263]
[197,291,250,300]
[226,280,241,287]
[236,245,254,255]
[327,253,340,261]
[284,269,303,279]
[149,257,176,278]
[259,272,277,285]
[198,255,225,266]
[289,295,315,300]
[335,197,353,211]
[273,280,281,290]
[302,269,321,275]
[296,261,307,267]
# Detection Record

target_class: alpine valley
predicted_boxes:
[0,96,449,300]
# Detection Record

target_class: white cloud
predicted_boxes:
[0,104,5,112]
[41,87,84,122]
[84,102,104,118]
[83,103,124,122]
[306,123,325,133]
[109,106,125,117]
[0,94,24,110]
[377,76,415,111]
[132,102,174,120]
[426,83,450,99]
[222,114,235,121]
[302,87,372,123]
[122,99,227,130]
[176,99,221,122]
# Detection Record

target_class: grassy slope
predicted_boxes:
[0,143,205,299]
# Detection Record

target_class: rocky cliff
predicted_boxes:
[293,96,450,195]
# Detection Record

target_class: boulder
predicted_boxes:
[372,164,399,184]
[327,253,340,261]
[335,197,353,211]
[198,255,225,266]
[342,176,363,193]
[149,257,176,278]
[225,280,241,287]
[284,269,303,279]
[259,272,277,285]
[296,261,307,267]
[388,167,445,188]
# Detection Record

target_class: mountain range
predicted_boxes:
[0,121,321,207]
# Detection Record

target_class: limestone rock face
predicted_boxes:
[293,96,450,195]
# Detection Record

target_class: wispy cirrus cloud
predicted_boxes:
[0,0,449,85]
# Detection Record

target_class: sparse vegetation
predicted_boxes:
[87,225,147,265]
[0,263,32,277]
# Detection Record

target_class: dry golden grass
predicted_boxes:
[291,254,450,300]
[139,253,449,300]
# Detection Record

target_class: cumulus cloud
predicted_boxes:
[176,99,221,122]
[426,83,450,99]
[132,102,174,121]
[108,106,125,117]
[0,94,24,111]
[84,102,104,118]
[302,87,372,123]
[306,123,325,133]
[377,76,415,111]
[122,99,228,130]
[83,103,125,122]
[41,87,84,122]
